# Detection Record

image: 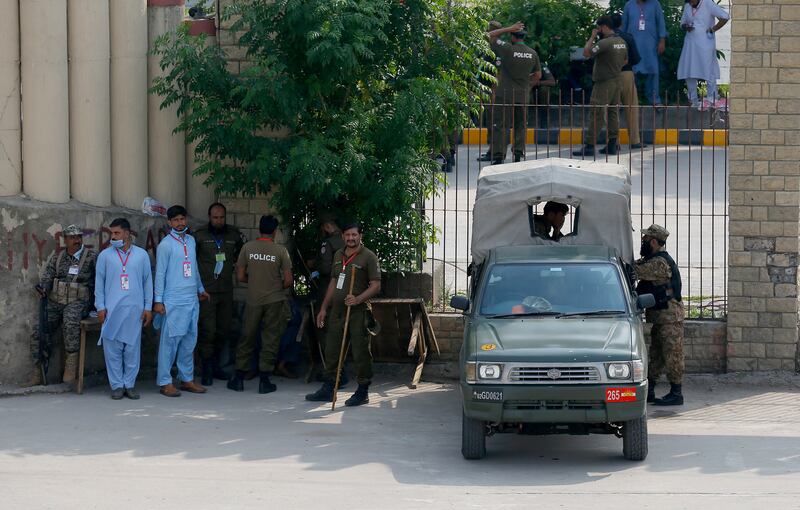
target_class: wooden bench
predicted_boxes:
[77,317,102,394]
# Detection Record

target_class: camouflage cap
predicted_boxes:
[62,224,83,237]
[642,224,669,241]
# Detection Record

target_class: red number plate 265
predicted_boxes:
[605,387,637,403]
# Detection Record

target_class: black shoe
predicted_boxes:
[513,154,522,163]
[599,139,619,155]
[305,381,334,402]
[654,384,684,406]
[111,388,124,400]
[491,158,504,165]
[477,152,492,162]
[572,145,594,156]
[258,372,277,394]
[629,143,646,149]
[444,153,455,173]
[344,384,370,407]
[226,370,245,392]
[201,359,213,386]
[124,387,140,400]
[646,381,656,404]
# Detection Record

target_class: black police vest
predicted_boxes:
[636,251,682,310]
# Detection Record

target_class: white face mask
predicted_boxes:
[110,239,124,249]
[172,227,188,235]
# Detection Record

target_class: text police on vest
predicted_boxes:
[250,253,277,262]
[513,52,533,59]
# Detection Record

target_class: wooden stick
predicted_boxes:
[331,265,357,411]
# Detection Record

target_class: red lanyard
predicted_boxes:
[170,233,188,259]
[342,251,359,271]
[115,247,131,272]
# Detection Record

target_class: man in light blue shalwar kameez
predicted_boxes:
[95,218,153,400]
[621,0,668,105]
[153,205,211,397]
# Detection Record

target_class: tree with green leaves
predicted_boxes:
[151,0,492,272]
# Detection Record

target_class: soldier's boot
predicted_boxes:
[654,383,684,406]
[646,380,656,403]
[572,144,595,156]
[227,370,245,392]
[344,384,370,407]
[201,359,214,386]
[62,352,79,385]
[258,372,277,394]
[513,153,523,163]
[305,381,334,402]
[22,363,44,387]
[599,139,619,155]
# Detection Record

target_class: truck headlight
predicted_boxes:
[606,362,631,379]
[478,364,502,380]
[632,359,645,382]
[465,362,477,383]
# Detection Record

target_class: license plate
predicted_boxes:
[605,387,637,403]
[472,389,504,402]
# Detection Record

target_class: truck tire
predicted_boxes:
[622,415,648,461]
[461,411,486,460]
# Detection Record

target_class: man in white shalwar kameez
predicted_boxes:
[677,0,730,108]
[95,218,153,400]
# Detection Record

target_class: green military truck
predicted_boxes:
[451,158,655,461]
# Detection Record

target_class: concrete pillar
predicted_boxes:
[111,0,150,210]
[69,0,111,206]
[184,19,217,218]
[20,0,70,203]
[0,0,21,196]
[148,0,186,207]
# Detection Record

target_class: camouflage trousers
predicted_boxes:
[648,321,685,384]
[31,300,90,358]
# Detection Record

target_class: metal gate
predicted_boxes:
[425,95,728,318]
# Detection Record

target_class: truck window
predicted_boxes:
[479,262,628,316]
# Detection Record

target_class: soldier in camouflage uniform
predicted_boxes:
[634,224,684,406]
[26,224,97,386]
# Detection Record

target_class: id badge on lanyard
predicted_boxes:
[638,12,646,31]
[68,265,79,276]
[337,252,358,290]
[116,248,132,291]
[171,234,192,278]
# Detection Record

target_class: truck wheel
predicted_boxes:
[461,411,486,460]
[622,415,648,461]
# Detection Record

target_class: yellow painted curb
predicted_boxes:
[703,129,728,146]
[462,127,487,145]
[654,129,679,145]
[558,128,582,145]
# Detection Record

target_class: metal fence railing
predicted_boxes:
[424,93,728,319]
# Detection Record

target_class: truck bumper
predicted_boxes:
[461,381,648,424]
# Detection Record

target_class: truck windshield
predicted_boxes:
[479,262,628,317]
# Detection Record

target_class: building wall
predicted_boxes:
[727,0,800,371]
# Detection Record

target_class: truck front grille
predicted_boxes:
[508,365,601,383]
[504,400,605,411]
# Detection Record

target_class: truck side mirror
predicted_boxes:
[450,295,470,311]
[637,294,656,311]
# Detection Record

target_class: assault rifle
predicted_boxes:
[36,288,51,386]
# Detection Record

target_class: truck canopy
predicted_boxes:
[471,158,633,264]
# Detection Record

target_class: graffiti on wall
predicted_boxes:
[2,225,170,272]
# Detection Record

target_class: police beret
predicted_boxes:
[642,224,669,241]
[62,224,83,237]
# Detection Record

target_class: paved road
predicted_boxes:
[1,375,798,509]
[426,143,728,313]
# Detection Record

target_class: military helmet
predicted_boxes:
[62,224,83,237]
[642,224,669,242]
